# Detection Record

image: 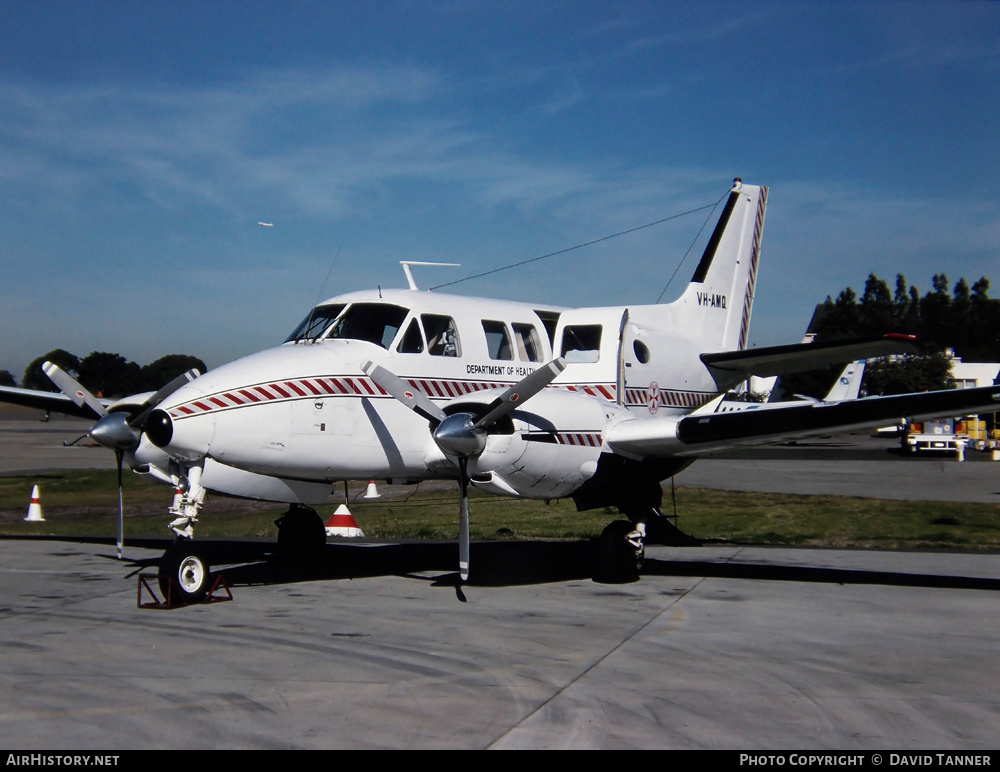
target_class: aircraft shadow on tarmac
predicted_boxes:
[67,536,1000,595]
[177,539,599,590]
[640,557,1000,592]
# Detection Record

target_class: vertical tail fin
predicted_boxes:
[822,360,866,402]
[674,179,767,351]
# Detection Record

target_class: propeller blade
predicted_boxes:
[362,360,448,426]
[128,369,200,428]
[458,457,470,582]
[473,357,566,430]
[363,359,568,584]
[42,361,108,419]
[115,450,125,560]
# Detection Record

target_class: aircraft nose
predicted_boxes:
[145,409,173,448]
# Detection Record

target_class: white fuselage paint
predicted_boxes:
[155,289,722,499]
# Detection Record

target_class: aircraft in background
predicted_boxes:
[710,360,866,414]
[5,179,999,600]
[823,360,866,402]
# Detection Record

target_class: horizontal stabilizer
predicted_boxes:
[701,334,920,390]
[607,383,1000,458]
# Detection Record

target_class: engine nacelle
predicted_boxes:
[441,388,617,500]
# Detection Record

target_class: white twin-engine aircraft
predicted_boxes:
[12,179,1000,599]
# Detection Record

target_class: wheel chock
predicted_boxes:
[137,573,233,609]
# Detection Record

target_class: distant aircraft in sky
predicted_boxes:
[257,221,274,227]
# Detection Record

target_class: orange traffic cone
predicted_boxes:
[25,485,44,522]
[325,505,365,538]
[364,480,381,499]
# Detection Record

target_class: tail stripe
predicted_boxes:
[737,186,767,350]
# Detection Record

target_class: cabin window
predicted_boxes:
[512,323,542,362]
[285,303,346,343]
[482,320,513,360]
[633,340,651,364]
[423,314,460,357]
[327,303,408,349]
[561,324,602,363]
[397,318,424,354]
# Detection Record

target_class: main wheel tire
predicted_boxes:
[595,520,643,584]
[275,505,327,566]
[158,542,211,604]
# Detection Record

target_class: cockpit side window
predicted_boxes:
[397,318,424,354]
[285,303,347,343]
[482,320,513,361]
[327,303,409,349]
[512,323,542,362]
[423,314,460,357]
[561,324,602,363]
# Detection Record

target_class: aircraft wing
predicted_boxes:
[0,385,108,419]
[701,334,919,389]
[605,383,1000,459]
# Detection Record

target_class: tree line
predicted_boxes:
[792,272,998,397]
[1,350,207,398]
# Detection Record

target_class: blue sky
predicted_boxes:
[2,0,998,380]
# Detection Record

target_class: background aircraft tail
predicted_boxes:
[822,360,866,401]
[671,180,767,351]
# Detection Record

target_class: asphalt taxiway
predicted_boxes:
[1,407,999,749]
[0,539,998,749]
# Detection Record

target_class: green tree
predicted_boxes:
[77,352,143,398]
[862,352,953,396]
[141,354,208,391]
[0,370,15,387]
[920,273,952,345]
[860,273,893,333]
[966,277,1000,362]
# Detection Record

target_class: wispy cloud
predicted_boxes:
[0,63,448,218]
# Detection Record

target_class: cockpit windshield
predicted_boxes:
[285,304,347,343]
[326,303,409,349]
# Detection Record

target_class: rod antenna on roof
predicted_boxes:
[400,261,461,291]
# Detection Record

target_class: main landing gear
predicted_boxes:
[274,504,327,565]
[595,520,645,583]
[595,507,701,583]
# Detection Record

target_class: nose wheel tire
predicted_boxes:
[158,542,211,604]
